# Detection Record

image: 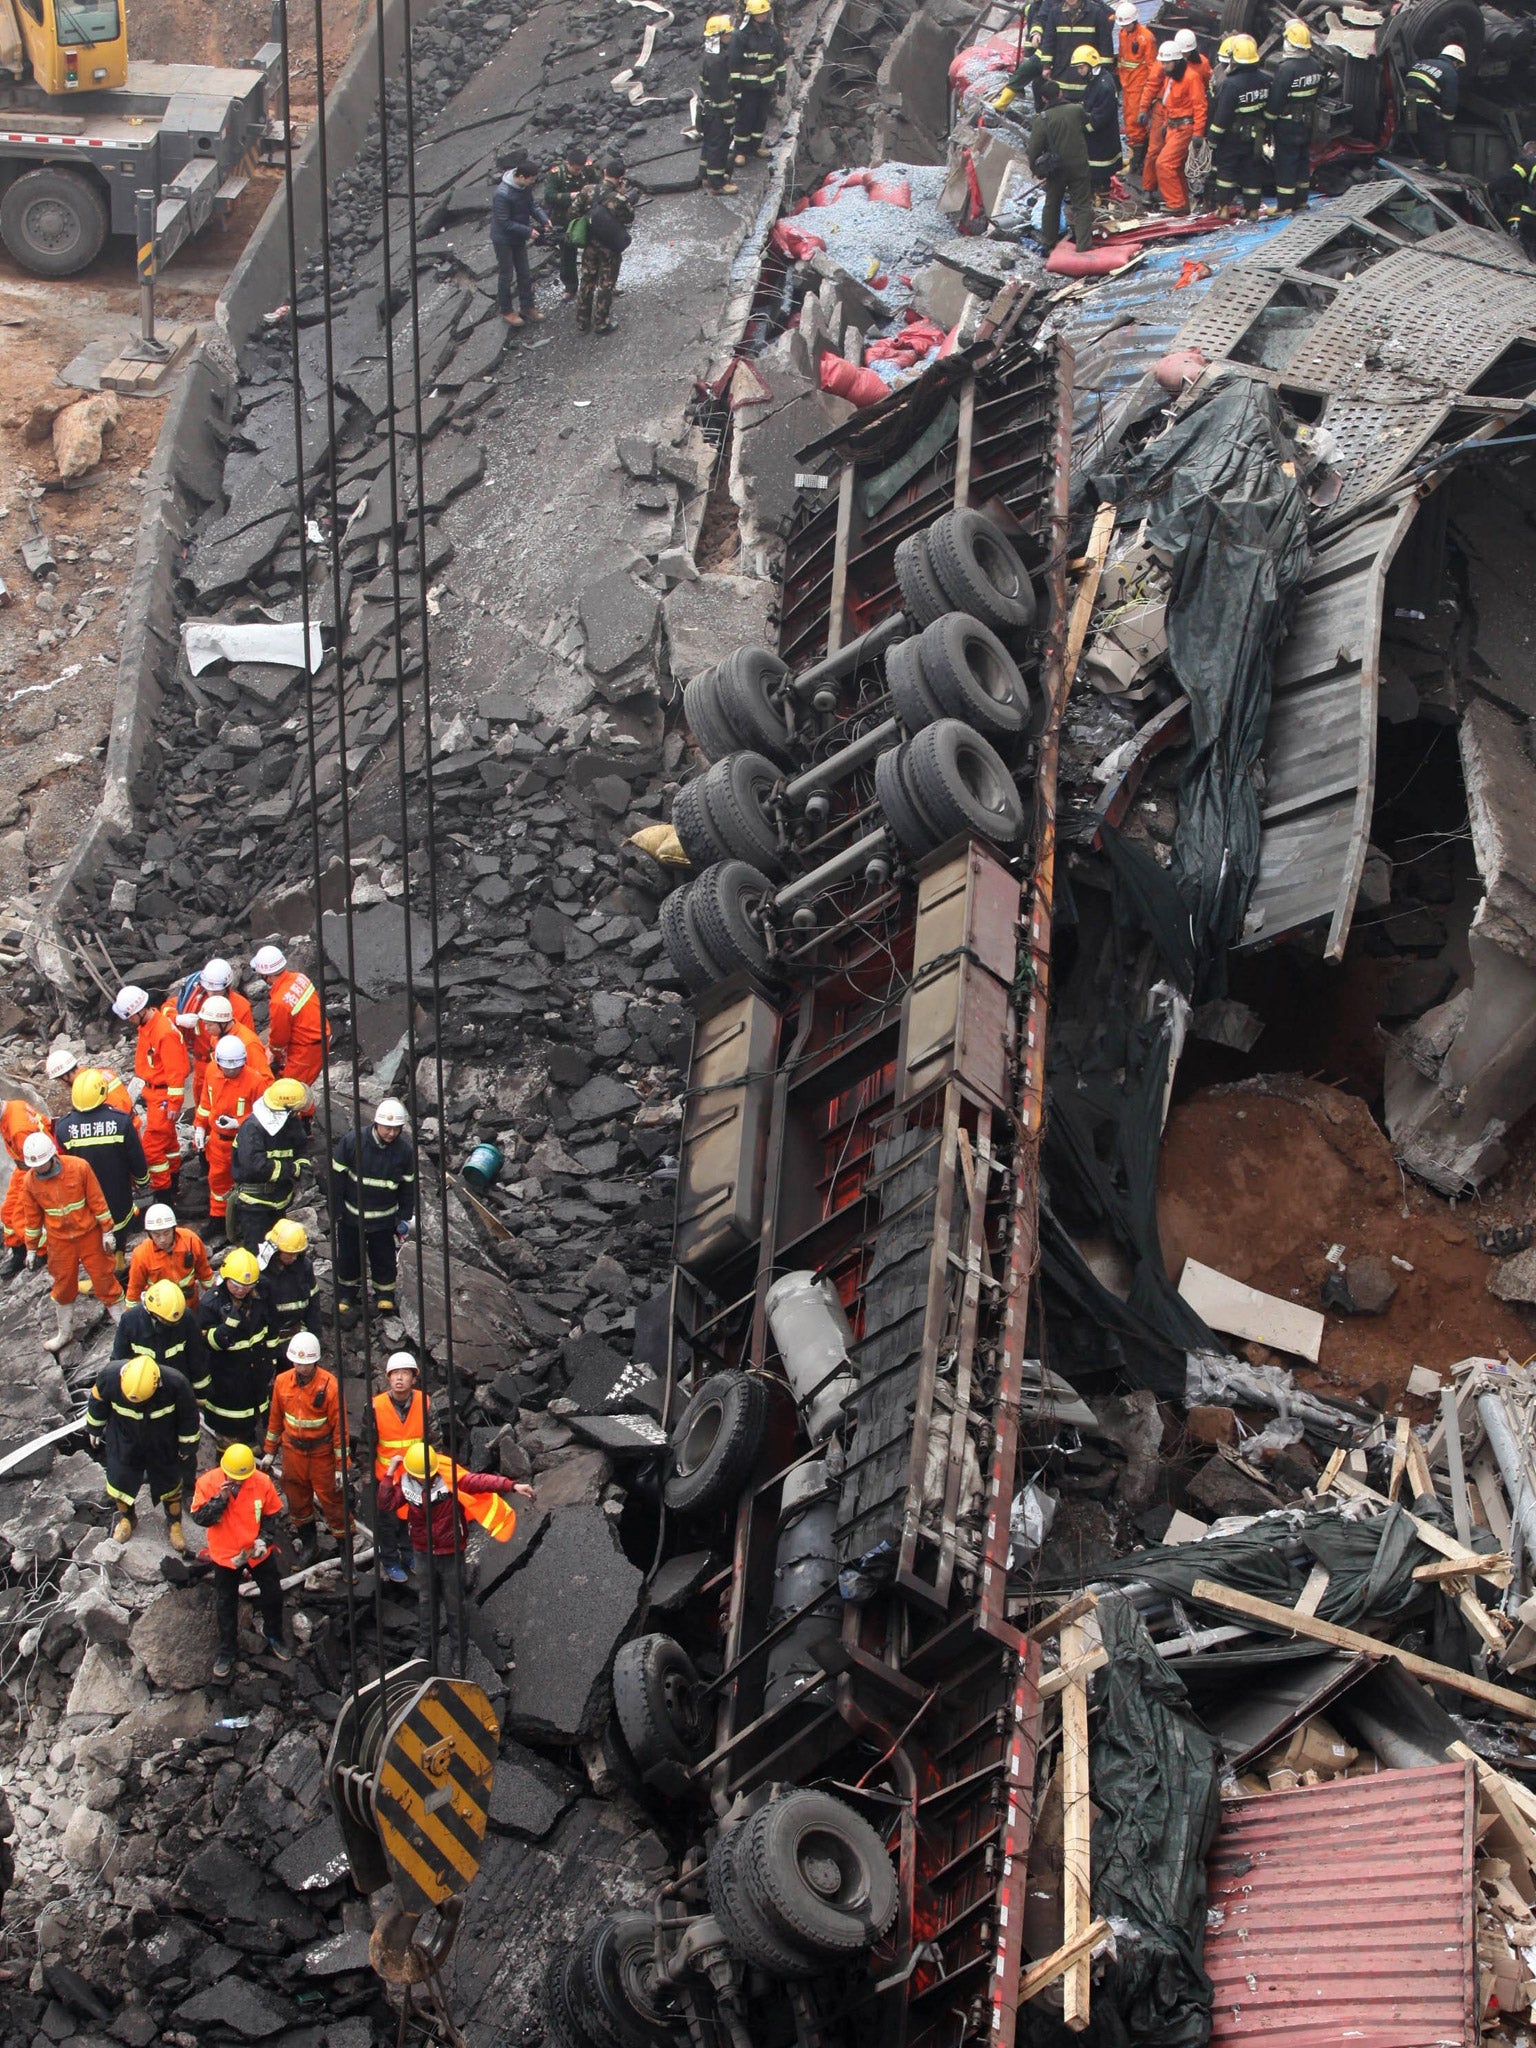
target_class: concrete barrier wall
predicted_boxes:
[217,0,410,348]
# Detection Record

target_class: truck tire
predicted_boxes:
[689,861,773,984]
[672,777,728,870]
[707,1826,821,1979]
[1399,0,1482,65]
[885,636,944,734]
[659,887,716,994]
[738,1792,898,1959]
[1219,0,1262,34]
[682,669,740,764]
[903,720,1026,851]
[1,167,109,278]
[1342,52,1385,139]
[714,648,798,766]
[924,511,1036,635]
[915,614,1031,740]
[700,752,786,878]
[586,1913,679,2047]
[664,1370,768,1513]
[894,530,950,629]
[546,1944,604,2048]
[874,745,939,857]
[612,1634,708,1773]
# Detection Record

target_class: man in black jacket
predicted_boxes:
[199,1247,272,1443]
[331,1097,416,1326]
[699,16,738,193]
[491,159,551,327]
[55,1067,149,1273]
[259,1217,322,1387]
[1030,84,1094,254]
[87,1348,202,1548]
[730,0,786,163]
[1405,42,1464,169]
[226,1078,309,1250]
[112,1277,210,1405]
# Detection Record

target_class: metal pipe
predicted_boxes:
[773,827,891,910]
[1477,1389,1536,1584]
[784,718,900,803]
[135,188,158,349]
[788,612,908,703]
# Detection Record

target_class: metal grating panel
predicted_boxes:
[1205,1763,1476,2048]
[1167,268,1293,360]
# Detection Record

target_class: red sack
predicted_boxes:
[819,354,892,407]
[772,218,827,260]
[867,176,912,208]
[1044,242,1141,276]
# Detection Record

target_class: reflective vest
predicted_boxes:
[455,1478,519,1542]
[265,1366,343,1458]
[374,1388,428,1478]
[191,1466,283,1568]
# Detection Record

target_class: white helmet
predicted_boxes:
[22,1133,57,1169]
[1115,2,1139,22]
[144,1203,177,1233]
[1157,38,1178,58]
[1441,40,1466,59]
[287,1331,323,1366]
[375,1098,408,1130]
[1173,27,1198,53]
[385,1350,420,1378]
[201,995,234,1028]
[251,945,287,976]
[200,959,234,992]
[113,986,148,1020]
[45,1044,79,1080]
[213,1034,248,1073]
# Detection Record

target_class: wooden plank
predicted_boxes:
[1441,1386,1474,1545]
[1404,1433,1435,1505]
[1188,1578,1536,1719]
[826,460,856,656]
[1413,1552,1512,1585]
[1317,1447,1346,1493]
[1294,1564,1330,1617]
[1059,1617,1092,2033]
[1326,1470,1489,1567]
[1018,1920,1110,2006]
[1388,1414,1410,1503]
[1448,1741,1536,1871]
[1063,502,1114,688]
[1176,1256,1324,1364]
[1039,1647,1108,1699]
[1025,1591,1098,1642]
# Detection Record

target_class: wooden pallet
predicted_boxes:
[100,323,197,395]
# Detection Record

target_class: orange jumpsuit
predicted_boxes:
[126,1225,215,1307]
[1117,23,1160,149]
[194,1060,270,1222]
[16,1154,122,1305]
[181,989,257,1110]
[1146,62,1206,212]
[266,970,329,1087]
[1,1100,49,1249]
[135,1006,191,1193]
[265,1364,347,1536]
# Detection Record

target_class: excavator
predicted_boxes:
[0,0,281,276]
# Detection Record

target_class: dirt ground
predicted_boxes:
[0,0,363,901]
[1156,1075,1535,1416]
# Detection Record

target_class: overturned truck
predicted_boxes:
[543,338,1083,2048]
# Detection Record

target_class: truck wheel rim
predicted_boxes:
[971,528,1023,600]
[24,199,80,254]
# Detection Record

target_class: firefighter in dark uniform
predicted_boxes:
[699,15,739,193]
[1073,47,1122,189]
[543,142,596,300]
[1209,34,1269,216]
[730,0,787,164]
[1036,0,1113,79]
[1405,43,1465,169]
[55,1067,149,1276]
[1265,19,1325,210]
[1494,139,1536,255]
[225,1078,309,1251]
[87,1347,201,1549]
[112,1275,209,1410]
[199,1246,273,1444]
[258,1217,322,1389]
[331,1097,416,1327]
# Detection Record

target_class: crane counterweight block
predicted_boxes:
[325,1660,501,1915]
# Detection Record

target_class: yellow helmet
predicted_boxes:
[744,0,771,14]
[143,1278,186,1324]
[71,1069,108,1112]
[220,1247,261,1287]
[1070,42,1103,64]
[267,1218,308,1255]
[221,1443,256,1480]
[402,1441,438,1481]
[705,11,732,31]
[264,1078,309,1114]
[119,1354,161,1403]
[1227,32,1259,61]
[1283,17,1311,45]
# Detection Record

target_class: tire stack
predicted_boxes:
[704,1791,899,1980]
[660,508,1042,996]
[545,1910,682,2048]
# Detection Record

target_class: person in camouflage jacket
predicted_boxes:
[543,142,597,300]
[575,162,635,335]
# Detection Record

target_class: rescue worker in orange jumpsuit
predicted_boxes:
[194,1034,271,1234]
[172,960,255,1111]
[1,1097,50,1281]
[15,1131,123,1353]
[44,1044,138,1121]
[250,946,330,1087]
[197,998,271,1095]
[189,1443,290,1680]
[378,1442,531,1668]
[1114,1,1160,182]
[1143,37,1206,214]
[1171,26,1210,89]
[115,985,191,1197]
[126,1203,215,1308]
[264,1330,348,1563]
[373,1352,432,1584]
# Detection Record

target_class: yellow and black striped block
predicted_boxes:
[374,1678,499,1913]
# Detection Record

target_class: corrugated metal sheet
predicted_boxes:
[1205,1762,1476,2048]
